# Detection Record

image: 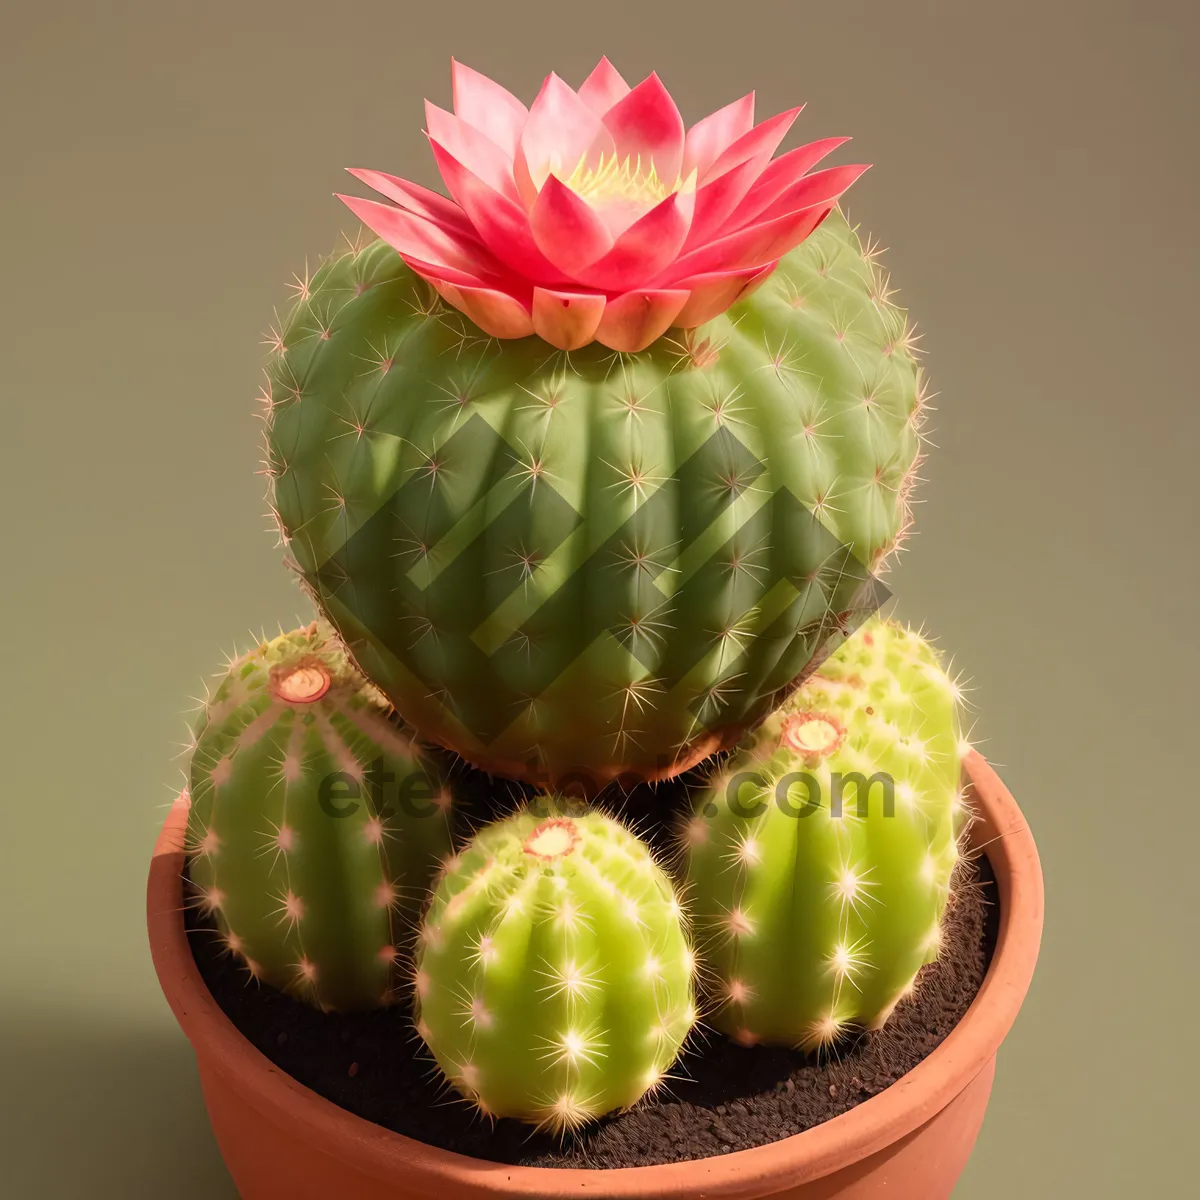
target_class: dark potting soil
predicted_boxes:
[185,764,998,1169]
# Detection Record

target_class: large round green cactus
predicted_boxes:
[263,210,926,787]
[413,801,696,1131]
[186,622,454,1012]
[683,617,966,1049]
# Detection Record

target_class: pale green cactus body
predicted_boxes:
[262,210,927,787]
[683,617,966,1049]
[414,803,696,1131]
[186,622,453,1012]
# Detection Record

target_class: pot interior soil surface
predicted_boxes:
[185,765,998,1169]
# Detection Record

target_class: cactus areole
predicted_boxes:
[523,818,581,860]
[264,60,928,788]
[270,660,332,704]
[780,711,847,763]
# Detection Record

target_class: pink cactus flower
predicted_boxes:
[339,59,868,353]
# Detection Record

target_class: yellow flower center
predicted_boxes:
[557,152,683,207]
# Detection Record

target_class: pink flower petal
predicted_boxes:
[450,58,528,159]
[601,73,686,184]
[737,263,777,302]
[336,193,503,278]
[673,263,778,327]
[678,108,807,250]
[345,168,476,238]
[400,253,522,297]
[425,101,520,202]
[577,57,631,116]
[683,92,756,180]
[747,164,871,226]
[515,73,615,207]
[726,137,851,226]
[576,188,696,291]
[428,138,569,284]
[595,289,690,352]
[430,279,534,339]
[527,173,615,275]
[683,155,770,251]
[659,202,836,281]
[531,287,607,350]
[706,106,803,181]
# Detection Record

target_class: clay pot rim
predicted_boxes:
[147,750,1043,1199]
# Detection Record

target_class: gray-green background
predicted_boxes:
[3,1,1196,1195]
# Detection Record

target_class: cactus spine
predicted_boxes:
[414,802,696,1130]
[683,617,967,1048]
[186,622,453,1011]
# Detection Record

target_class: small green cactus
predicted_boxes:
[414,801,696,1132]
[186,622,454,1012]
[683,617,968,1049]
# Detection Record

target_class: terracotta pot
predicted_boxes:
[148,750,1042,1199]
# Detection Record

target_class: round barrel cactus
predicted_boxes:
[263,211,926,788]
[186,622,454,1012]
[413,801,696,1131]
[683,617,967,1049]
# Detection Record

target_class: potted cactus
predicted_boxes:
[149,59,1043,1199]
